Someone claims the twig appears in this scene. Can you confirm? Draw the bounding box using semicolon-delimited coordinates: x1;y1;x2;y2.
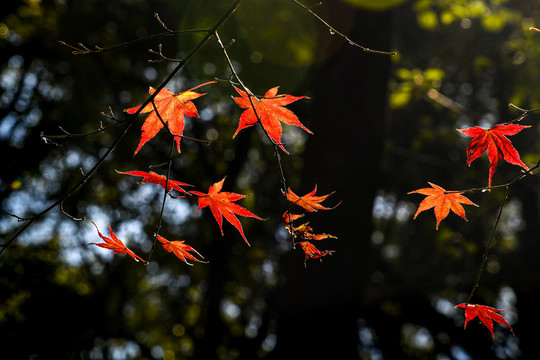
465;159;540;303
293;0;397;56
214;30;298;246
147;100;176;262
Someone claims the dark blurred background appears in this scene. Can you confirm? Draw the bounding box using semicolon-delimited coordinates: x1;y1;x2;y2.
2;0;540;359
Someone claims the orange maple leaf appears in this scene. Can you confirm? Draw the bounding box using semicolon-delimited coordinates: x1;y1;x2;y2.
297;241;334;267
116;170;192;193
156;235;207;265
232;86;311;153
458;124;530;187
408;182;478;230
124;81;216;154
190;177;263;246
286;185;339;212
455;303;514;338
89;222;146;263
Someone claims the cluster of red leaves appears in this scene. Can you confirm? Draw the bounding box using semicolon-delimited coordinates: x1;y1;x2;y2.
455;303;514;338
284;186;339;266
409;123;527;338
91;82;332;268
410;123;529;230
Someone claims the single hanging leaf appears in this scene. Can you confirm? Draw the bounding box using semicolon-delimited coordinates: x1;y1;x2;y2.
408;182;478;229
124;81;216;154
297;241;334;267
156;235;207;265
458;124;530;187
116;170;192;193
190;177;263;246
232;86;311;153
89;222;146;263
455;303;514;338
286;185;339;212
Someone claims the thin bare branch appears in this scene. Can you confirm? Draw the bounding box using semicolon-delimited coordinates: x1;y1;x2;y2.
293;0;397;56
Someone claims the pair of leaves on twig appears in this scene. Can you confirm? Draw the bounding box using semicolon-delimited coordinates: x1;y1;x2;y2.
125;82;311;155
118;171;262;246
89;222;206;265
410;123;529;229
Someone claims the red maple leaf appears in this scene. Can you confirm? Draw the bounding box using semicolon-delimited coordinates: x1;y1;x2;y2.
455;303;514;338
232;86;311;153
297;241;334;266
286;185;339;212
190;177;263;246
116;170;192;193
458;124;530;187
408;182;478;229
89;222;146;263
156;235;207;265
124;81;216;154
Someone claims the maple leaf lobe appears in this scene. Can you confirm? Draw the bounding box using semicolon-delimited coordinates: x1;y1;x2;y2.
116;170;192;193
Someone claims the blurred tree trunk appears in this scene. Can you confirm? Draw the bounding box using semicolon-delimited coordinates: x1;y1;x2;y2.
269;4;393;358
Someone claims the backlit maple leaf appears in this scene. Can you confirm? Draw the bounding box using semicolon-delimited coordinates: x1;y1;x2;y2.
458;124;530;187
190;177;263;246
286;185;339;212
232;86;311;153
297;241;334;267
89;222;146;263
408;182;478;229
156;235;207;265
124;81;216;154
116;170;192;193
455;303;514;338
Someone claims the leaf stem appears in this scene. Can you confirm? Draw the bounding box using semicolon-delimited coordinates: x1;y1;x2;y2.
465;159;540;303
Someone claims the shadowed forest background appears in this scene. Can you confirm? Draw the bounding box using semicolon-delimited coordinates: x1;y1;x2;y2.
3;0;540;359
